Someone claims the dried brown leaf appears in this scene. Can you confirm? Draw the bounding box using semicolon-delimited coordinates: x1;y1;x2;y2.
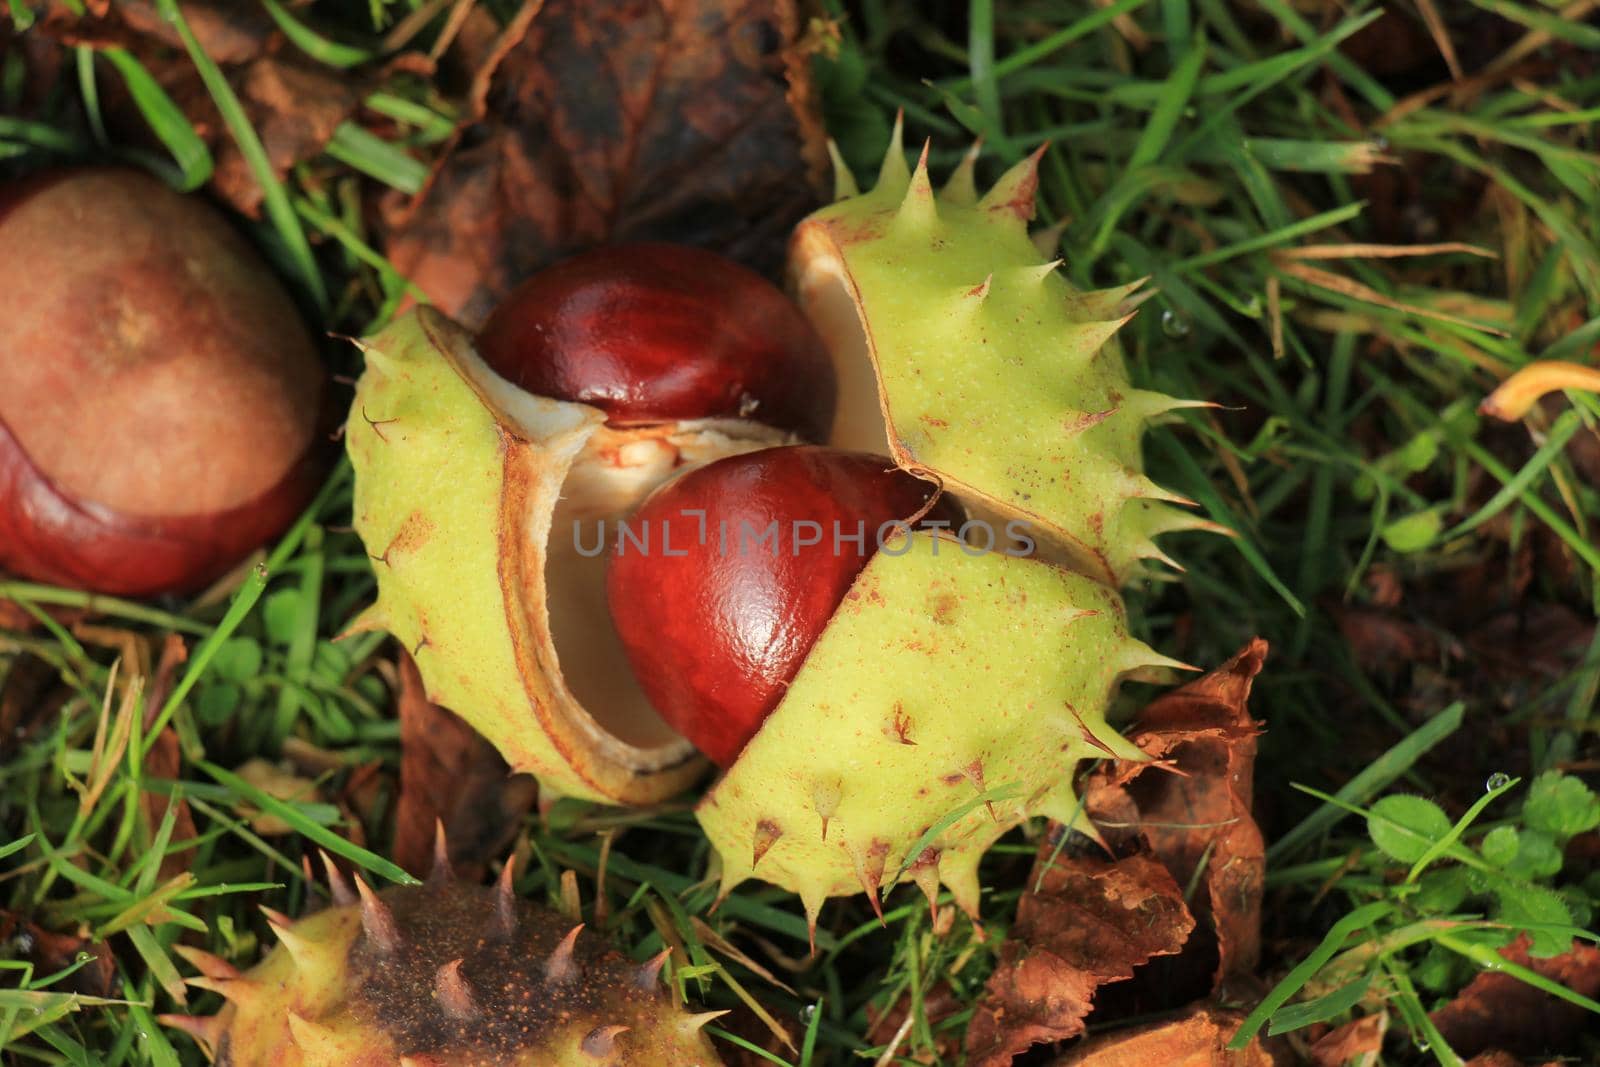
965;849;1195;1067
1086;639;1269;988
1048;1006;1278;1066
866;982;962;1065
0;654;69;758
1430;935;1600;1059
209;55;366;216
0;910;116;998
384;0;829;327
30;3;367;218
141;633;197;882
392;650;535;881
1309;1011;1387;1066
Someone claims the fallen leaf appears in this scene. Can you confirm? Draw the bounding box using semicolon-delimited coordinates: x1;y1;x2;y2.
1333;607;1446;677
140;633;198;882
1085;639;1269;988
964;848;1196;1067
0;910;116;998
1430;934;1600;1059
1461;1053;1537;1067
384;0;829;327
233;757;323;835
1466;603;1595;688
38;0;275;64
207;54;368;217
29;3;367;218
0;654;69;759
866;981;962;1064
392;650;536;880
1309;1011;1387;1066
1048;1005;1278;1066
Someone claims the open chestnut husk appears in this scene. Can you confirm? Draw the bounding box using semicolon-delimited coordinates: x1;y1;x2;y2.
345;236;834;807
0;167;327;597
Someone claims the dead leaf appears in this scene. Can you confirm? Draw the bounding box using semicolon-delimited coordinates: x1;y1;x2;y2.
1333;607;1445;677
1086;639;1269;989
964;848;1196;1067
1048;1005;1278;1066
392;650;536;880
29;3;368;219
866;981;962;1064
0;654;69;759
0;910;116;998
1462;1053;1540;1067
1430;935;1600;1059
208;55;367;217
233;757;323;834
38;0;275;64
1309;1011;1387;1066
140;633;198;882
384;0;829;327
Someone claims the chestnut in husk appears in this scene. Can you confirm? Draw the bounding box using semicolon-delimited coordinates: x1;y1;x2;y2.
606;445;958;767
476;242;836;440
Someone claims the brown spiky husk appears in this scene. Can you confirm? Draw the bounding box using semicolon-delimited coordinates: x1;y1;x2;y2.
162;856;724;1066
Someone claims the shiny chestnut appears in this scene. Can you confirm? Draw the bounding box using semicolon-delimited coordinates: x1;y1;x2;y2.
476;243;837;440
606;445;959;767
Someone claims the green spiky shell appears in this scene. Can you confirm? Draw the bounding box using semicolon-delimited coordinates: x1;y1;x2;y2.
163;870;724;1066
344;308;785;806
789;127;1215;586
697;531;1180;935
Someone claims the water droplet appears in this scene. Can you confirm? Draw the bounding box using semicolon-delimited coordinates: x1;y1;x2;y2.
75;951;93;963
1486;772;1511;792
1160;309;1191;339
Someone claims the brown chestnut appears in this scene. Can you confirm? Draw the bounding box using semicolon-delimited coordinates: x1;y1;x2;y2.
606;445;959;767
475;243;837;440
0;168;326;597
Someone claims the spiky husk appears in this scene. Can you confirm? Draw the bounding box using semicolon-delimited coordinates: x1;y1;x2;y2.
344;307;786;805
789;124;1217;586
162;863;724;1066
697;530;1182;938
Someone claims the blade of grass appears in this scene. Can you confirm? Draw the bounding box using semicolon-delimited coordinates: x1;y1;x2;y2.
1229;901;1393;1049
262;0;379;68
153;0;328;311
195;760;419;886
103;49;213;189
140;565;270;759
1269;702;1465;862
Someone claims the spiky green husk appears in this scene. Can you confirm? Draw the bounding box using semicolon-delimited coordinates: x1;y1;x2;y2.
344;308;782;806
697;531;1181;937
162;864;724;1066
790;125;1217;586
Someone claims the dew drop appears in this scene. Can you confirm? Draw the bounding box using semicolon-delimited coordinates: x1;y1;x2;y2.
75;951;93;963
1485;772;1511;792
1160;309;1191;339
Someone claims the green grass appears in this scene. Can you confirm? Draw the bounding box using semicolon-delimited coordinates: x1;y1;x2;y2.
3;1;1598;1063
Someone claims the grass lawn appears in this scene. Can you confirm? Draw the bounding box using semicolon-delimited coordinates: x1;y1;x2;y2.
2;1;1597;1063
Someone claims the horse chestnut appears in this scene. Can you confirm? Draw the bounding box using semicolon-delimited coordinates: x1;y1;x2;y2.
0;168;326;597
607;445;959;767
476;243;837;441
